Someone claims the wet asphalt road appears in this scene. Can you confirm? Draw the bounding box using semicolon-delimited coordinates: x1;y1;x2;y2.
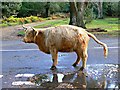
1;35;120;89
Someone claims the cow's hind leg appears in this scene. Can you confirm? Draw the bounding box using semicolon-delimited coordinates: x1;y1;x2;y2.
72;51;81;67
50;48;58;70
80;48;88;71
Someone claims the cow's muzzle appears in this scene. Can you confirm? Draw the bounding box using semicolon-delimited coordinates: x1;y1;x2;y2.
22;38;34;43
22;38;26;43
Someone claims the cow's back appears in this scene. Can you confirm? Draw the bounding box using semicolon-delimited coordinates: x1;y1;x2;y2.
44;25;89;52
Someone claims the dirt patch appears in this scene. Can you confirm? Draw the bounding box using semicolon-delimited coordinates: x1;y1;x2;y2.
0;20;56;41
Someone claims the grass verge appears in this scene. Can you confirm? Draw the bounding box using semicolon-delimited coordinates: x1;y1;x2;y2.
0;23;19;27
34;18;119;31
86;18;119;31
18;18;119;36
34;18;69;28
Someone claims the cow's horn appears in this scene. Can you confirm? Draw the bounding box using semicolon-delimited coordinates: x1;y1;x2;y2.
31;27;36;31
22;25;27;30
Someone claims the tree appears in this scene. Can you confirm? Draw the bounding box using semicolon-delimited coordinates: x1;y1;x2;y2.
96;0;103;19
103;2;118;17
69;2;77;25
2;2;22;18
47;2;69;15
17;2;69;17
17;2;43;17
45;2;50;18
69;0;87;28
76;2;86;28
0;3;2;18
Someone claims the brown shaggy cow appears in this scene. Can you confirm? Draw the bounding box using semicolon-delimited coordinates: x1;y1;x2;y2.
23;25;108;70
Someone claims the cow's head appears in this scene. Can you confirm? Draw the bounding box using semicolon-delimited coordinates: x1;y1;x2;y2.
22;25;37;43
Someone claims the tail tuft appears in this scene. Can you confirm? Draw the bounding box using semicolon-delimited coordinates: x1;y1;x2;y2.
103;44;108;58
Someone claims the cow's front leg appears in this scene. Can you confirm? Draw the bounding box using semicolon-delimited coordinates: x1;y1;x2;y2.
50;48;58;70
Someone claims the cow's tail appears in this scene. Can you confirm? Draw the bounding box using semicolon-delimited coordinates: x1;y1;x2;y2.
87;32;108;58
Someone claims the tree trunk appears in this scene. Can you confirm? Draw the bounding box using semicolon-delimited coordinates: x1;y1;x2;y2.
69;2;77;25
45;2;50;18
97;0;103;19
76;2;86;28
69;1;86;29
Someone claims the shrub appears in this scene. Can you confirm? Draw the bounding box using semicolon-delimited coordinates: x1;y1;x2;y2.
1;15;49;27
19;18;25;24
6;16;17;23
26;17;32;23
39;17;46;21
1;20;7;23
30;16;39;22
24;18;32;24
47;17;52;20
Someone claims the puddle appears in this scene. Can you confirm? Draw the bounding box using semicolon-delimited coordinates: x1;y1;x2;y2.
26;71;87;89
12;81;35;86
3;64;119;89
23;64;119;89
28;73;65;86
86;64;119;81
0;75;3;78
15;74;35;78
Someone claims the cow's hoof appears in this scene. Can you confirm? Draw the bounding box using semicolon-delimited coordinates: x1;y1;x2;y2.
80;67;84;71
50;66;57;70
72;63;77;67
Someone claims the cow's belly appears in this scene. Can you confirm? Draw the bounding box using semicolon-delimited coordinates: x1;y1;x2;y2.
38;45;50;54
59;48;74;52
58;41;77;52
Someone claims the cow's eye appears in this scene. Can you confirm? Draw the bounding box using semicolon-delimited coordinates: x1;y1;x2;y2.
27;32;31;35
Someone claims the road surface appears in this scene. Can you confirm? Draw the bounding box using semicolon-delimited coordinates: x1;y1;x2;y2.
1;34;119;89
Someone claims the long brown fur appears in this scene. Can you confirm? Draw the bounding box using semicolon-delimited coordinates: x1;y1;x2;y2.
23;25;108;70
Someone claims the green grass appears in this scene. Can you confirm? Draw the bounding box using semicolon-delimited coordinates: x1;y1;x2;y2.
0;22;19;27
34;18;119;31
18;19;69;36
1;17;119;31
18;18;119;36
18;31;25;36
34;18;69;28
86;18;119;31
0;23;8;27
